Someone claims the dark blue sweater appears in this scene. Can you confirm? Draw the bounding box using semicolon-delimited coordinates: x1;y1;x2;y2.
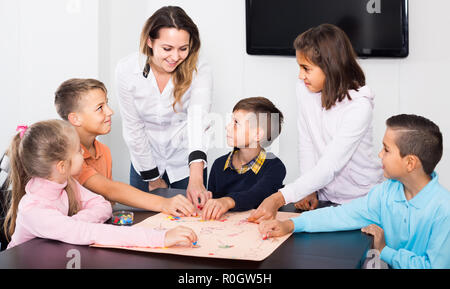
207;152;286;211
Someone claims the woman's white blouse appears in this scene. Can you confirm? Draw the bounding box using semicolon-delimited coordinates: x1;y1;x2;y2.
280;80;384;204
115;52;213;183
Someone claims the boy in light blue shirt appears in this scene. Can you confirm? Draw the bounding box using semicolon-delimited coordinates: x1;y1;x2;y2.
259;114;449;269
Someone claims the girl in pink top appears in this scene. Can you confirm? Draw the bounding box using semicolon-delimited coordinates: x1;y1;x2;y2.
4;119;197;249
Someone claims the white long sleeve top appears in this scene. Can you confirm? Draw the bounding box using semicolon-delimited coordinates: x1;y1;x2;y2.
280;80;384;205
115;52;213;183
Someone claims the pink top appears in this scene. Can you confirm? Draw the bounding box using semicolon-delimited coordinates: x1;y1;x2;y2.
7;177;166;249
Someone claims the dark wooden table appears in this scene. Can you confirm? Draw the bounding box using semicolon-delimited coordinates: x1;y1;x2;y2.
0;188;372;269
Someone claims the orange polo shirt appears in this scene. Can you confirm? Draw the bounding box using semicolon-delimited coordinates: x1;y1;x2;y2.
76;139;112;185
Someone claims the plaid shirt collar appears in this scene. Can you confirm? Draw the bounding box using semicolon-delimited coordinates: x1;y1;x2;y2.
223;148;266;175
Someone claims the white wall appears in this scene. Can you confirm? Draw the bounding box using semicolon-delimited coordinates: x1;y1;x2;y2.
0;0;99;150
1;0;449;189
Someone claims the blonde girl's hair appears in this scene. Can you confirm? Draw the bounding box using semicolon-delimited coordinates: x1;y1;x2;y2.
139;6;200;112
3;119;81;240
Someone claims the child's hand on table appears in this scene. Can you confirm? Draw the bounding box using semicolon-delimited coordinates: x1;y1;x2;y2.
164;226;198;247
160;194;196;217
294;192;319;211
248;191;286;223
201;197;235;220
361;224;386;252
258;219;295;239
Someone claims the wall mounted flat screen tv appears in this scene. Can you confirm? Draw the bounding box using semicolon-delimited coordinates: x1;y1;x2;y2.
246;0;408;58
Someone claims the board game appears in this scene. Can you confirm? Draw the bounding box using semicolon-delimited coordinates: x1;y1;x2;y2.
92;210;299;261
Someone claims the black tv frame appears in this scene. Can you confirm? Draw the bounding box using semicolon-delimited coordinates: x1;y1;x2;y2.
245;0;409;58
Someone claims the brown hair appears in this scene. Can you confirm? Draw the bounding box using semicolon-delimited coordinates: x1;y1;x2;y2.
233;97;284;146
386;114;443;175
294;23;365;110
139;6;200;111
3;120;81;240
54;78;107;120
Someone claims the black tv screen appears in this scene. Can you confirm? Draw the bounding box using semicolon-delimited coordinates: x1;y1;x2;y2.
246;0;408;58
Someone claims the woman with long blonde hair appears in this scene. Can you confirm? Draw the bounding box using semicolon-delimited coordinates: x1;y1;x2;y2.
116;6;213;210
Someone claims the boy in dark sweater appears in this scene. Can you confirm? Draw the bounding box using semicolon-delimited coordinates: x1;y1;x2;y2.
201;97;286;220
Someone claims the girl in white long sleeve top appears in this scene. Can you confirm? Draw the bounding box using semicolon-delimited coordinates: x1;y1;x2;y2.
249;24;383;222
282;79;383;205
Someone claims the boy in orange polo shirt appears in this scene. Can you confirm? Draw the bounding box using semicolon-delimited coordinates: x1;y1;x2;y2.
77;138;112;185
54;78;195;216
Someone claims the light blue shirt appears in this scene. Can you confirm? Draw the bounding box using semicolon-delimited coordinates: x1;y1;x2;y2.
291;172;450;269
